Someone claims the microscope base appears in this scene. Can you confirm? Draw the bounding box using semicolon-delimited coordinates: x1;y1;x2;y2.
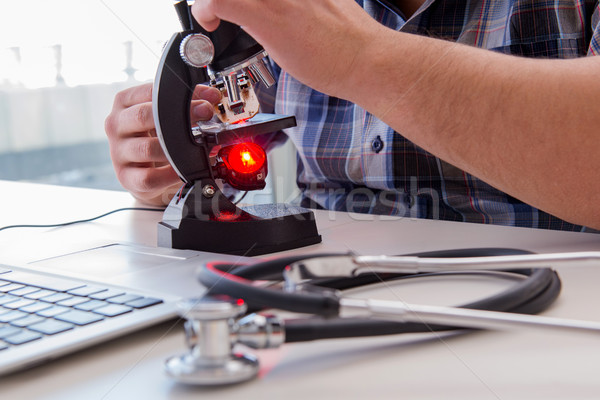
158;204;322;256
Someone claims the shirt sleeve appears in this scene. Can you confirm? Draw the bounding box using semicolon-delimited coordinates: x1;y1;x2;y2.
587;2;600;55
251;59;289;152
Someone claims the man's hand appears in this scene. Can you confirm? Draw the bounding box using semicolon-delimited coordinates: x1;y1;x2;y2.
105;83;221;206
191;0;385;100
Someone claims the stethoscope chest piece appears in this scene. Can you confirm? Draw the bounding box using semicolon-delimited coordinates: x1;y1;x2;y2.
164;296;259;386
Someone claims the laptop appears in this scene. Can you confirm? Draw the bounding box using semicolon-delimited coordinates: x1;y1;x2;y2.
0;240;249;376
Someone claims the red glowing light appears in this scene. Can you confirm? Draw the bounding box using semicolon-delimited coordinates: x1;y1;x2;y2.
232;117;251;125
214;210;240;221
225;142;266;174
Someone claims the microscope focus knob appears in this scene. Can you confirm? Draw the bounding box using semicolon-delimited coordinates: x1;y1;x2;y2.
180;33;214;68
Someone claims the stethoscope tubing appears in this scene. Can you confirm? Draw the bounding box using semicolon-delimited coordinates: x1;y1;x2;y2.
197;249;562;342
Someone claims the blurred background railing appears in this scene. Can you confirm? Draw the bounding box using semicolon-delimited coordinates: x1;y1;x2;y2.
0;42;142;190
0;1;298;202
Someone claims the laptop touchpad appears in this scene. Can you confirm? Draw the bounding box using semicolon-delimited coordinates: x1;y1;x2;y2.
30;243;197;279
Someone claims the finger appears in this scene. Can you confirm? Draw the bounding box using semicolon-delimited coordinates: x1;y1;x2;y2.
191;0;222;31
191;100;216;122
134;181;183;206
118;164;181;195
113;83;217;113
115;102;156;137
191;86;221;121
113;83;153;110
113;136;169;165
113;86;220;137
192;85;221;104
191;0;263;31
111;99;215;142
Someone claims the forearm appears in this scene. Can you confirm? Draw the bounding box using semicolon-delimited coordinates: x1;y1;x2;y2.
346;27;600;228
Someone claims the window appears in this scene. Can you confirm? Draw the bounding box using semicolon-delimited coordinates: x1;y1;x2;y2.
0;1;178;190
0;1;298;204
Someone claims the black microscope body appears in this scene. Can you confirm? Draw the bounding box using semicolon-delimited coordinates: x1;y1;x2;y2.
152;1;321;256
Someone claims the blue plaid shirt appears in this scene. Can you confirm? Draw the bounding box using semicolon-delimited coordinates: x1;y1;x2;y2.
258;0;600;231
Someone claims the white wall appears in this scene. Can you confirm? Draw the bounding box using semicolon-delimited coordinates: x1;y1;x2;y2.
0;82;131;153
0;81;299;202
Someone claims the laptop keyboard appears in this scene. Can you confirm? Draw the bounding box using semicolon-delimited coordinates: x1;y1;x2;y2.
0;266;163;351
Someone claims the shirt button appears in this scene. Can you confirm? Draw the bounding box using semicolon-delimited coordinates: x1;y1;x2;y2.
371;136;384;153
404;193;415;209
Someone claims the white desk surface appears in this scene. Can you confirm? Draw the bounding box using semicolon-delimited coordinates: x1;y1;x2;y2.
1;180;600;400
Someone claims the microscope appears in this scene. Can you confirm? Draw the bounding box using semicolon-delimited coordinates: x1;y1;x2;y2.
152;1;321;256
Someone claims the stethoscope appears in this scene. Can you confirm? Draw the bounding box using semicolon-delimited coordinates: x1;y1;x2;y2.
164;248;600;386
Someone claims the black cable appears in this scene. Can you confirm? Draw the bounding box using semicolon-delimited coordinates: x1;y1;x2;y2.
233;191;248;205
0;207;164;232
